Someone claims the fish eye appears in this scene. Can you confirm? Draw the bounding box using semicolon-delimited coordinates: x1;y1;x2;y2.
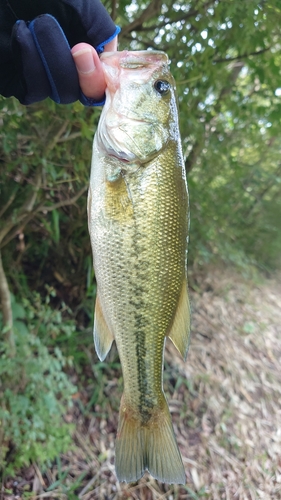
154;80;170;95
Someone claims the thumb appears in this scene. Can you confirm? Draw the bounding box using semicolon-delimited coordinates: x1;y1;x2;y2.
71;43;106;100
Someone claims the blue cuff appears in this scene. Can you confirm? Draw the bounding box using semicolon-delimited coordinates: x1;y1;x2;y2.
79;93;106;107
96;26;121;54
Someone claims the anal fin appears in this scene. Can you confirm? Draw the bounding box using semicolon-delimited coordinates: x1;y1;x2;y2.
168;278;190;361
94;293;114;361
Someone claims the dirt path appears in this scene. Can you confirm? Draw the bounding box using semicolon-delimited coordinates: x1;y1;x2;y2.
167;267;281;499
2;267;281;499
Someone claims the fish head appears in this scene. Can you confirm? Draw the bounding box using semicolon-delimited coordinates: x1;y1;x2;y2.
97;51;179;165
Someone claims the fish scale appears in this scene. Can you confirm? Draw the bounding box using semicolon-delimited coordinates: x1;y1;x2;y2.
88;50;190;484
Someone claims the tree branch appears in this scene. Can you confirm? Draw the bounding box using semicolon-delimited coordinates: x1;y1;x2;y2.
213;47;271;64
0;204;45;249
45;121;70;155
185;62;245;174
38;185;88;213
120;0;162;37
111;0;118;21
0;185;88;250
215;61;244;104
0;168;42;245
244;165;281;220
0;187;19;219
0;251;15;357
120;0;214;37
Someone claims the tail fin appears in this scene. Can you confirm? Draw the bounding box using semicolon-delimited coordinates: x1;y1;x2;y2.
115;397;185;484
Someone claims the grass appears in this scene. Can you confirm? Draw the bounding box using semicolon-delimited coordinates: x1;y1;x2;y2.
1;266;281;499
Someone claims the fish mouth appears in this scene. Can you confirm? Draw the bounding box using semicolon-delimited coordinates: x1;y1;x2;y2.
101;50;169;69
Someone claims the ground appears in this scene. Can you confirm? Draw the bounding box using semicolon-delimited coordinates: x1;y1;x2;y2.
2;266;281;499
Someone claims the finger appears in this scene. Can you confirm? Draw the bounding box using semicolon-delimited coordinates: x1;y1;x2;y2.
103;36;118;52
71;43;105;100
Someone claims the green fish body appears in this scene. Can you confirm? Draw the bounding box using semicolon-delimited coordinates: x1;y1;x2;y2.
88;51;190;484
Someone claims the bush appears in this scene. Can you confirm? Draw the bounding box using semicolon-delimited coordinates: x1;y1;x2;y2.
0;293;77;475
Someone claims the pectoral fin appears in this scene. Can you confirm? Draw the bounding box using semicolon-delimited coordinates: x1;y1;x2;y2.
105;175;133;221
94;293;114;361
168;278;190;361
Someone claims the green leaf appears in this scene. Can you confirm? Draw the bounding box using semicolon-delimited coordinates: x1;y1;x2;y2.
51;209;60;244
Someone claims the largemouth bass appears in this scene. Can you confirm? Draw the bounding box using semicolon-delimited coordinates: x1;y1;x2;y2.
88;50;190;484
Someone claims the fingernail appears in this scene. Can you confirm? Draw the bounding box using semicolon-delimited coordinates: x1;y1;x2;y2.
72;49;95;75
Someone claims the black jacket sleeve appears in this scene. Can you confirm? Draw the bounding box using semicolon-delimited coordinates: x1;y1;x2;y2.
0;0;120;105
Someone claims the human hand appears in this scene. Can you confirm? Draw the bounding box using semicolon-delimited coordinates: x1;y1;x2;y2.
71;37;118;101
0;0;120;105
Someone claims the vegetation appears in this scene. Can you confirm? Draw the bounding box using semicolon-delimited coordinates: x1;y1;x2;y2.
0;293;77;474
0;0;281;496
